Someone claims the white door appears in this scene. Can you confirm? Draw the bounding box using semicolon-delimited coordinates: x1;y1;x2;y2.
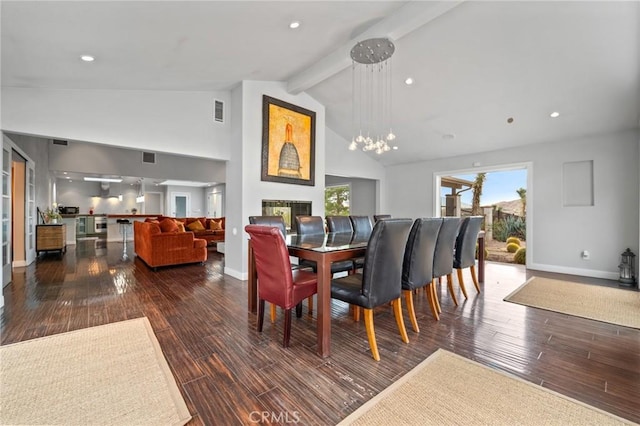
25;162;36;265
171;192;190;217
2;144;12;287
207;191;223;217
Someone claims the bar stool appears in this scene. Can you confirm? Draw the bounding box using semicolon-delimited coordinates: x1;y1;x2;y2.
116;219;131;260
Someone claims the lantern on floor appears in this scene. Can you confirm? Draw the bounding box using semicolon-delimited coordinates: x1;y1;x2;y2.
618;248;636;287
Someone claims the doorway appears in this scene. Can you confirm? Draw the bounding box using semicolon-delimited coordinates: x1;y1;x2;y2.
435;162;532;266
207;189;223;218
170;192;190;217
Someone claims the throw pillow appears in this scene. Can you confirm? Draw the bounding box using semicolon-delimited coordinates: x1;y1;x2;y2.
209;219;222;231
159;218;179;233
186;220;205;231
174;221;186;232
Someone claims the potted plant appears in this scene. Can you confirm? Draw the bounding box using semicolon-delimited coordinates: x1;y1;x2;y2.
45;207;62;224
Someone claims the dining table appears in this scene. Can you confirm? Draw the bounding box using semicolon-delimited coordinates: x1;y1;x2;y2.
247;229;486;358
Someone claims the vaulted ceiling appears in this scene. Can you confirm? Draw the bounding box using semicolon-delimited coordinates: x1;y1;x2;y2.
2;1;639;167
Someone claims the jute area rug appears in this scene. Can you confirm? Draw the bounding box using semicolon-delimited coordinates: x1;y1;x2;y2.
339;349;635;425
504;277;640;329
0;317;191;426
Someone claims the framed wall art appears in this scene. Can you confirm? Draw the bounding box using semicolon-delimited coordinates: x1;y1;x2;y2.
261;95;316;186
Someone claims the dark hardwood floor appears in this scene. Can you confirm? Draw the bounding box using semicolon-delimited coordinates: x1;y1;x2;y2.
2;241;639;425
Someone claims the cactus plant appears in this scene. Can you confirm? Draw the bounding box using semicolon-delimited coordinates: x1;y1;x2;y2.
514;247;526;264
506;237;521;246
506;242;520;253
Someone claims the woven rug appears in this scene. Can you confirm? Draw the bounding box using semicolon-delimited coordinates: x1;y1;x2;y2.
338;349;635;425
0;317;191;425
504;277;640;329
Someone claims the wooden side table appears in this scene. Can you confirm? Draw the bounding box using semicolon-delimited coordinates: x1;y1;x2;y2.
36;224;67;256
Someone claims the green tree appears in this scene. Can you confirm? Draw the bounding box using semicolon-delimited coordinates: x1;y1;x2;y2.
471;173;486;215
516;187;526;217
325;185;350;216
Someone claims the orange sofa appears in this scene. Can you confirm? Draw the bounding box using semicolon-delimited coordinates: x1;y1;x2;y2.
160;216;225;245
134;221;207;270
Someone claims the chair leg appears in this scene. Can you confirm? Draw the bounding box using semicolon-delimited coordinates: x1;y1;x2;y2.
307;296;313;314
363;308;380;361
295;302;303;318
283;308;292;348
456;268;469;299
470;265;481;293
258;299;265;332
446;275;459;306
426;282;440;321
353;306;361;322
403;289;419;332
433;281;442;313
392;298;409;344
270;304;277;323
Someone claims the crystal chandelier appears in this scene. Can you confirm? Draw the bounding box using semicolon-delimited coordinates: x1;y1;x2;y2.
349;38;396;155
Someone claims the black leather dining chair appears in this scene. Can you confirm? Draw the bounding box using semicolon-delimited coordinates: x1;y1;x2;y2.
294;216;354;275
454;216;484;295
325;216;353;233
331;218;413;361
402;218;442;328
373;214;391;222
349;215;373;236
432;217;462;306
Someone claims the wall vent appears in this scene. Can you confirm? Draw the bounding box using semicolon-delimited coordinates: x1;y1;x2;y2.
52;139;68;146
214;99;224;123
142;151;156;164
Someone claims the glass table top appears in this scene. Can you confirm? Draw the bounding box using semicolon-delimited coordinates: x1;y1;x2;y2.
286;232;369;252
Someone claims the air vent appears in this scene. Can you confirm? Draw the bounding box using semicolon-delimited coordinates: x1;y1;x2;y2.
142;151;156;164
214;99;224;123
52;139;68;146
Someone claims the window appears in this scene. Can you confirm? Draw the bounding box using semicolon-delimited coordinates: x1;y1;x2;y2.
325;185;350;216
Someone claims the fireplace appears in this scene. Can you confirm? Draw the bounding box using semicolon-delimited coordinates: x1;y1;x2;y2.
262;200;312;234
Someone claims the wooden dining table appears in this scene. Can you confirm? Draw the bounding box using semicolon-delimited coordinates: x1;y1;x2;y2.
247;229;486;358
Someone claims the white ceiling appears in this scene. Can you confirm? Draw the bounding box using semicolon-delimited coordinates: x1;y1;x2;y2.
2;1;639;167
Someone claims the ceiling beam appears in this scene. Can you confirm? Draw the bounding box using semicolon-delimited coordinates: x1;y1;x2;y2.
287;1;464;94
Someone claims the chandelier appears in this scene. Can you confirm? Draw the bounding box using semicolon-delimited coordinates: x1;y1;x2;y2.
349;38;396;154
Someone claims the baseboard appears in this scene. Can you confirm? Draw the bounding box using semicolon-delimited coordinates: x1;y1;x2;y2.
224;266;247;281
528;262;618;280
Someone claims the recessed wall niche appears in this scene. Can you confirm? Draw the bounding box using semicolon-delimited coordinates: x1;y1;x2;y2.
562;160;594;207
261;200;312;233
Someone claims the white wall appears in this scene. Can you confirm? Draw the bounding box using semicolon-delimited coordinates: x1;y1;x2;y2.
2;87;231;160
386;129;639;279
325;127;387;212
224;81;326;279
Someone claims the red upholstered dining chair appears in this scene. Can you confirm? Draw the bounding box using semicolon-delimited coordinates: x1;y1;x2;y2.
245;225;318;348
248;215;314;321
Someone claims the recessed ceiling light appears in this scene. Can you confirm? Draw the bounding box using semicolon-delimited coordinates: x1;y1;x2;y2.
80;55;95;62
550;111;560;118
404;77;414;85
65;176;70;179
392;146;398;150
289;21;300;29
507;117;514;124
63;172;67;175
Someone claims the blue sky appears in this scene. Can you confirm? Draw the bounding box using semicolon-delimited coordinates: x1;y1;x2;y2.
442;169;527;206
